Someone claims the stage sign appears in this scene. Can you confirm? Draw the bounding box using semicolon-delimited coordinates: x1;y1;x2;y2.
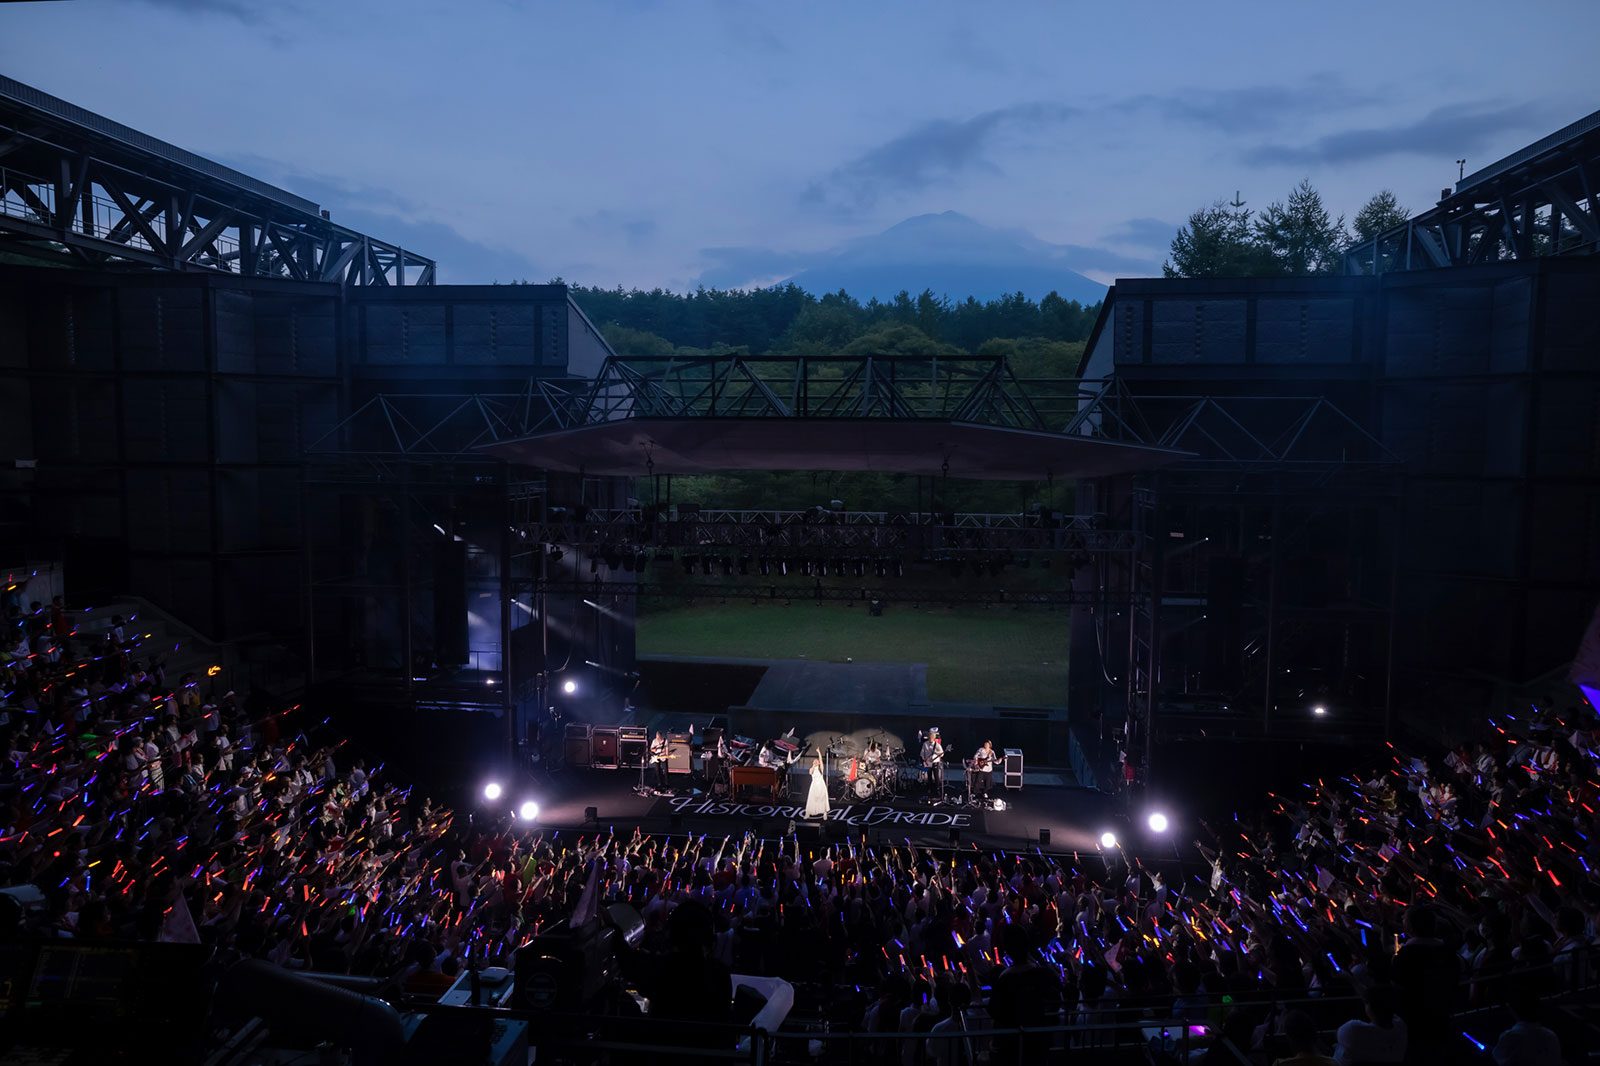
655;794;980;831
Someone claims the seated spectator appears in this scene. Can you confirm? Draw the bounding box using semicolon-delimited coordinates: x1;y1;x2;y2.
1492;989;1564;1066
1273;1009;1335;1066
1333;985;1406;1064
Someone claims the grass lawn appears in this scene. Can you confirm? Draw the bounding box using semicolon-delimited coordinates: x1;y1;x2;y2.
636;602;1068;707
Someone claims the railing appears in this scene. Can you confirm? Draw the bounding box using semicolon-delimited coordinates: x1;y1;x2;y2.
1;164;243;269
373;953;1600;1066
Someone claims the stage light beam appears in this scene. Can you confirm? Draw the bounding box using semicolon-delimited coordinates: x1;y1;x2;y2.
483;782;503;802
1312;704;1327;716
562;679;578;695
519;800;539;821
1099;830;1118;849
1147;811;1170;833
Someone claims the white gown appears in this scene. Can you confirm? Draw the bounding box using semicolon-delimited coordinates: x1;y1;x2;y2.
805;764;830;818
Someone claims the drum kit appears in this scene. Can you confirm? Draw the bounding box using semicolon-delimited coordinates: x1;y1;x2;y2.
825;732;910;802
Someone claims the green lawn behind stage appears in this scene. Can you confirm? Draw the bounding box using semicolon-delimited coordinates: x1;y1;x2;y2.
636;602;1068;707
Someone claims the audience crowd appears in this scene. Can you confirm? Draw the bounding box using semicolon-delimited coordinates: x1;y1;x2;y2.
3;590;1597;1063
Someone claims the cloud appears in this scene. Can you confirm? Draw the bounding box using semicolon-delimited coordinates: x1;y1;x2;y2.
1243;101;1545;167
577;210;658;249
221;156;544;284
802;102;1078;214
1101;217;1179;250
1121;75;1373;134
696;245;807;290
1054;243;1163;277
127;0;277;25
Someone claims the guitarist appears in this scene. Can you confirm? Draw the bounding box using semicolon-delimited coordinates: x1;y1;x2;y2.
920;727;945;802
650;730;670;791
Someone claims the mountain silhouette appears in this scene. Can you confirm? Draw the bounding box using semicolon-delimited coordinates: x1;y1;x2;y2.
785;211;1107;304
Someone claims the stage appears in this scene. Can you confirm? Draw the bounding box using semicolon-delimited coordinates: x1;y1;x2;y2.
522;759;1129;856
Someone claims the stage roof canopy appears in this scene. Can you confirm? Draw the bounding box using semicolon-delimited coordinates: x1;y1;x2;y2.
479;417;1188;480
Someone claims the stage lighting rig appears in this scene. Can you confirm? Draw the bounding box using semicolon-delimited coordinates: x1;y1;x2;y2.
519;801;540;822
562;679;578;695
484;782;503;802
1099;830;1118;849
1147;812;1170;833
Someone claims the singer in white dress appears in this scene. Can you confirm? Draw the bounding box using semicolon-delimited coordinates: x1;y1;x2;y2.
804;751;831;819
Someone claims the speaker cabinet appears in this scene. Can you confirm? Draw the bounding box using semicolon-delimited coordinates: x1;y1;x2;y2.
667;732;692;774
1003;748;1023;790
618;726;647;769
591;727;619;769
563;723;592;767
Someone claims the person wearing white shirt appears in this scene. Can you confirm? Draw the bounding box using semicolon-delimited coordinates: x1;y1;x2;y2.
926;983;974;1066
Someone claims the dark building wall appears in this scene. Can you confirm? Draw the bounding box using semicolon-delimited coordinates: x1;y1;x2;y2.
1;271;619;670
0;269;340;637
1376;261;1600;685
1082;259;1600;705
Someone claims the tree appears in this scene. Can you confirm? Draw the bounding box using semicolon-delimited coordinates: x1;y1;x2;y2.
1163;199;1268;277
840;323;962;358
1254;179;1348;275
1352;190;1409;242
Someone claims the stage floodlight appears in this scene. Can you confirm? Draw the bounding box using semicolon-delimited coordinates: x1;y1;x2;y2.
483;782;503;802
1312;704;1327;716
519;800;539;822
1147;812;1170;833
1099;830;1118;849
562;679;578;695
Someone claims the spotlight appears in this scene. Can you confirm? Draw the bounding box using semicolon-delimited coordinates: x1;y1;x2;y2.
1099;830;1118;849
483;782;503;802
562;679;578;695
518;800;539;822
1312;704;1327;716
1147;812;1170;833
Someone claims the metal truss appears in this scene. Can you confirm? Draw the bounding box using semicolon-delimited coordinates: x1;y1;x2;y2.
1065;380;1402;471
0;75;433;285
539;579;1108;607
306;383;585;458
546;354;1053;429
529;508;1137;554
1344;107;1600;274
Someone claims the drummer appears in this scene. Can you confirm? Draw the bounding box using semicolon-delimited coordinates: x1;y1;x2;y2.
863;739;883;765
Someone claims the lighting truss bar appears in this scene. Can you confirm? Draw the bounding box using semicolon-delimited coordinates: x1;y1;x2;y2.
546;354;1053;430
528;509;1137;553
538;580;1112;607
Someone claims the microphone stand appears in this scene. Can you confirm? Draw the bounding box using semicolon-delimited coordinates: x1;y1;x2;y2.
634;741;652;798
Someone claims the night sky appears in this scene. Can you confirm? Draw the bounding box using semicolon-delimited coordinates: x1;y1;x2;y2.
3;0;1592;288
